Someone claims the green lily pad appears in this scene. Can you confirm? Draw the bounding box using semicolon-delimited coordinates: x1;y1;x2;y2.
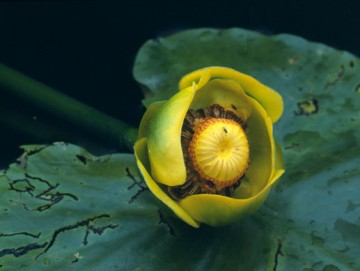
1;28;360;270
0;143;282;270
1;141;359;270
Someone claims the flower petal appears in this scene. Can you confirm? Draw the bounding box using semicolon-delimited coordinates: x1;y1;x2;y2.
138;101;165;139
134;138;200;228
269;141;285;186
242;96;275;196
190;79;252;121
179;169;284;226
147;85;196;186
179;66;284;123
274;140;285;172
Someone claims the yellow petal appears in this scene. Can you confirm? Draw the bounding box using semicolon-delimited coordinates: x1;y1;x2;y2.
274;140;285;172
242;96;274;196
179;169;284;226
269;141;285;186
147;85;195;186
179;66;284;123
138;101;165;139
194;69;211;89
134;138;200;228
190;79;252;121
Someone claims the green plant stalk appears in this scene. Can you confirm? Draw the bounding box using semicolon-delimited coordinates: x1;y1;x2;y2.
0;106;109;152
0;63;138;151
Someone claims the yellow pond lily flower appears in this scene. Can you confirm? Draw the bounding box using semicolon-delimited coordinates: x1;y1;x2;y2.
134;66;285;228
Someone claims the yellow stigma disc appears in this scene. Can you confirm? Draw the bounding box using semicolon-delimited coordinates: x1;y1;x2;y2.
189;118;249;188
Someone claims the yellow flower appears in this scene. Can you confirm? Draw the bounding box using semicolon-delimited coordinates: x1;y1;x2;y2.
134;67;285;228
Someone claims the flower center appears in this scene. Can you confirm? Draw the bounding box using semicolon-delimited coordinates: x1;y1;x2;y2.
189;118;249;188
168;104;250;200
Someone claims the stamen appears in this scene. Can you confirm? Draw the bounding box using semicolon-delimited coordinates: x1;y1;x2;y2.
189;118;249;189
169;104;250;199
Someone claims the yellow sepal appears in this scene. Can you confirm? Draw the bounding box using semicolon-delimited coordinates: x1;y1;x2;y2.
180;66;284;123
134;138;200;228
147;85;196;186
179;169;284;226
190;79;253;121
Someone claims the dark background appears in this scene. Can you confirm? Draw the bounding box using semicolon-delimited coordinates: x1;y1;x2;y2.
1;0;359;166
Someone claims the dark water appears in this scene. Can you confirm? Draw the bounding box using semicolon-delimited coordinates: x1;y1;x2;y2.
0;0;359;166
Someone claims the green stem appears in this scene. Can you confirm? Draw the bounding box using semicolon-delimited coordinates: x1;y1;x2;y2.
0;63;138;151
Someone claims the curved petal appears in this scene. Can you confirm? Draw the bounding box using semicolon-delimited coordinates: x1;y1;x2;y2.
195;69;211;90
134;138;200;228
147;85;195;186
269;141;285;186
138;101;165;139
179;66;284;123
274;140;285;172
179;169;284;226
190;79;253;121
242;96;275;196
